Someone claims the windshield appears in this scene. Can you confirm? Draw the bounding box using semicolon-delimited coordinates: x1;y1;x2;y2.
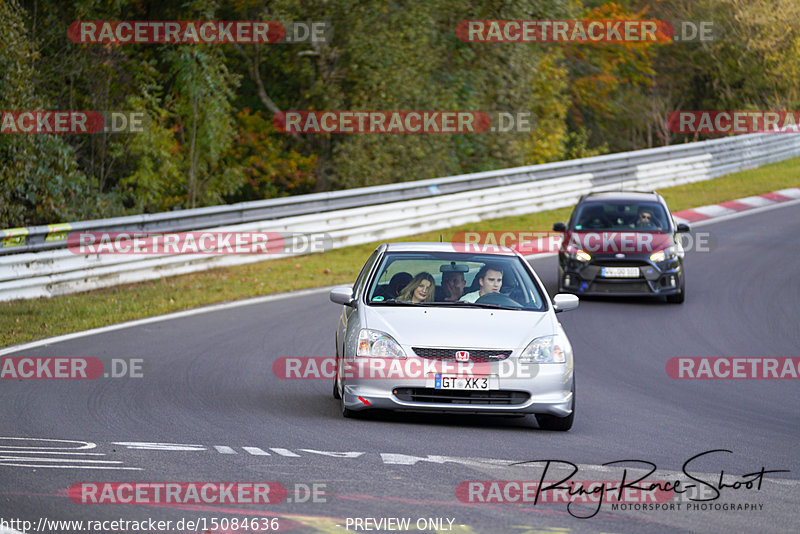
571;201;669;232
366;252;546;311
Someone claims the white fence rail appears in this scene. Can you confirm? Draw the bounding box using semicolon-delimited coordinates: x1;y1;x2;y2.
1;132;798;300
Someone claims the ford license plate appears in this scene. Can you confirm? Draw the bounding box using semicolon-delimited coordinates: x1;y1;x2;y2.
601;267;640;278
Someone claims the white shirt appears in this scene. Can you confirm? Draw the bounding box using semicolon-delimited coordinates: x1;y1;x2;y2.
459;291;481;303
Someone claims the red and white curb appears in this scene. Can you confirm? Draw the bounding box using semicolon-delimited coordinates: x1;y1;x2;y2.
672;187;800;224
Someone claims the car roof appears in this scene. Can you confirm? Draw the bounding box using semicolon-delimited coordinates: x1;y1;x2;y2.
580;190;661;202
383;242;517;255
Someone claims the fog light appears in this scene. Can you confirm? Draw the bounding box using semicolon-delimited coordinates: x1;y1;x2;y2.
564;275;572;286
670;276;676;287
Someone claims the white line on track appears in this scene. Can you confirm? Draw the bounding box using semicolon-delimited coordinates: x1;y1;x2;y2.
0;451;103;455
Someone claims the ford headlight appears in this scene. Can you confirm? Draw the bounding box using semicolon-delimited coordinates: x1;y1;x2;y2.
566;246;592;262
356;329;406;359
650;246;677;263
519;334;570;364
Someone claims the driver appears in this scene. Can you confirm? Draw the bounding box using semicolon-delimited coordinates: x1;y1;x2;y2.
635;208;657;228
459;264;503;303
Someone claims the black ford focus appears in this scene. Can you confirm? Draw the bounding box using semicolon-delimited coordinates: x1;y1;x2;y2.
553;191;690;303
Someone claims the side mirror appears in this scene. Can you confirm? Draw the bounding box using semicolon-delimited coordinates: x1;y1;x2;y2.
553;222;566;232
553;293;579;313
676;223;690;233
330;285;355;306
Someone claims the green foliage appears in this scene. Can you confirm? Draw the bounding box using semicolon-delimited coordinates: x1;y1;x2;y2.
223;108;317;201
0;0;99;227
160;45;242;209
226;0;581;189
118;93;185;212
613;0;800;147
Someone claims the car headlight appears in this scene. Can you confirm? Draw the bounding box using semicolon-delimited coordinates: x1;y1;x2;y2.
650;246;677;263
566;247;591;262
519;334;570;364
356;329;406;359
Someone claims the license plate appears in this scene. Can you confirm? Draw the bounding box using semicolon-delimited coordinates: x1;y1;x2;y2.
434;374;493;390
601;267;640;278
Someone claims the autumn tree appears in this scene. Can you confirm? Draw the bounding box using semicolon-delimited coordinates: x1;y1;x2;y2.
0;0;98;227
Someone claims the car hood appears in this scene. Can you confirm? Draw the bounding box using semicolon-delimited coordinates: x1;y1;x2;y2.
563;230;673;256
364;305;554;350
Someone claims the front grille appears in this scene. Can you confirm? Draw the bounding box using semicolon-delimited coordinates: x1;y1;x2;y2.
411;348;512;362
592;260;649;267
394;388;529;405
590;281;651;294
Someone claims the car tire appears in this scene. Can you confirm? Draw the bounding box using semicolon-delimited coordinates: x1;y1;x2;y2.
535;378;575;431
666;276;685;304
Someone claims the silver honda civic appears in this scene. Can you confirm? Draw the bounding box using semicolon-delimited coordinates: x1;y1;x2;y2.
329;242;579;430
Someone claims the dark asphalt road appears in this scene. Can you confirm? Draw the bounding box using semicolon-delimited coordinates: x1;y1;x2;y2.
1;202;798;534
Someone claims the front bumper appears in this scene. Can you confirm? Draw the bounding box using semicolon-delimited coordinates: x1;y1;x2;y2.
340;361;573;416
559;256;683;297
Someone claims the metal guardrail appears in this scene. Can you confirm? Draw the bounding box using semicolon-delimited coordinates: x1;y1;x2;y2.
1;132;799;300
3;131;797;255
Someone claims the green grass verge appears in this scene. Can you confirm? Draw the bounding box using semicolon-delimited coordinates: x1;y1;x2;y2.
3;156;799;347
